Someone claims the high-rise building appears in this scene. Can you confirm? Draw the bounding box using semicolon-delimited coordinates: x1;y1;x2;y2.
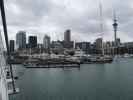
95;38;103;54
16;31;26;49
64;29;73;48
9;40;15;53
28;36;37;48
116;38;121;46
51;41;63;49
43;35;51;49
64;29;71;43
95;38;102;49
51;41;64;54
75;42;91;54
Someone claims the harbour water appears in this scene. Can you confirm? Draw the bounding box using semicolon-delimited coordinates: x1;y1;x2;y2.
10;58;133;100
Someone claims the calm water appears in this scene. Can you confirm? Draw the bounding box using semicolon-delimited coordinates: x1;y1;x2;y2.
10;58;133;100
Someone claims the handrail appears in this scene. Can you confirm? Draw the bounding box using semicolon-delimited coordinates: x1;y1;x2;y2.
0;0;16;93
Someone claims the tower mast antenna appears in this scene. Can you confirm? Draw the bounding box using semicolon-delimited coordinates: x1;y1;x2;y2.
113;10;118;47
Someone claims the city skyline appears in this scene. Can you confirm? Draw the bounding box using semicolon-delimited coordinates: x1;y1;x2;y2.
1;0;133;42
11;29;119;44
1;1;133;100
6;26;128;45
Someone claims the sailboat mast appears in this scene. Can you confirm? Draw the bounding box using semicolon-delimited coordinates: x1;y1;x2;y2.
99;2;104;55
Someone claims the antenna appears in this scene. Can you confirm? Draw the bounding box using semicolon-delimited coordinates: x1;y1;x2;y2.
113;10;116;22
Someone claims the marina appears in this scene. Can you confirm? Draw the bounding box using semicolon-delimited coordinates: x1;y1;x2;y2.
9;58;133;100
1;0;133;99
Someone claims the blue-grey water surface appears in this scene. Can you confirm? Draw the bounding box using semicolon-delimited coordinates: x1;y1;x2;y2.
10;58;133;100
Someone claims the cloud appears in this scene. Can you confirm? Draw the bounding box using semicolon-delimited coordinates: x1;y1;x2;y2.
0;0;133;43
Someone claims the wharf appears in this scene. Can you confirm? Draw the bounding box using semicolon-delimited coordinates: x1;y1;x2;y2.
25;64;80;68
23;59;81;68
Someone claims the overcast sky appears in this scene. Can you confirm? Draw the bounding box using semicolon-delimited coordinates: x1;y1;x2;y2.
1;0;133;43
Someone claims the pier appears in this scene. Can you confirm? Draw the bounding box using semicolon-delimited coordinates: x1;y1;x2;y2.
25;64;80;68
23;57;81;68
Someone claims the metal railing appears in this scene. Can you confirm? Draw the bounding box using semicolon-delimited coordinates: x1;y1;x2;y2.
0;32;9;100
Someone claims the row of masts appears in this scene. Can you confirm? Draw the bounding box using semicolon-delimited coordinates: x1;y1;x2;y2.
99;2;118;56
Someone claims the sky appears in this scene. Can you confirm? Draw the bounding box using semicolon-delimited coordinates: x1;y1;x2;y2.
1;0;133;43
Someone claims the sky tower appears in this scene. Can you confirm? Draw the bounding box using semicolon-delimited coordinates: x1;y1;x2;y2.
113;12;118;46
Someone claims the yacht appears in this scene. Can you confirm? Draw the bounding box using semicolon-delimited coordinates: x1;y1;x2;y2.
123;53;133;58
88;55;113;63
